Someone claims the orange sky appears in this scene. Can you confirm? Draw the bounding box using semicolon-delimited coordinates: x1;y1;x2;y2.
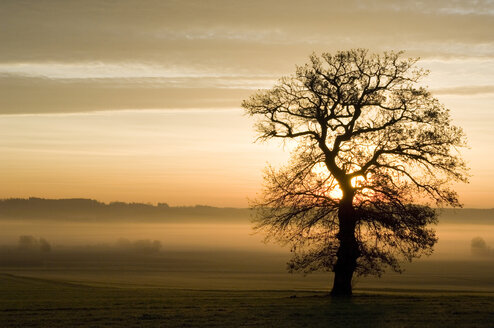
0;1;493;207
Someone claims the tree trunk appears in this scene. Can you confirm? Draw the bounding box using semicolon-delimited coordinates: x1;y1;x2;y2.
331;197;359;296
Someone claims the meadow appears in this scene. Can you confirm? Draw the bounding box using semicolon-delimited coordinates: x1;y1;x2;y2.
1;273;493;328
0;205;493;326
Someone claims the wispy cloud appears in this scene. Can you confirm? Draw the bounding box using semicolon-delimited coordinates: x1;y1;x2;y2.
0;0;492;114
0;62;277;80
432;85;494;96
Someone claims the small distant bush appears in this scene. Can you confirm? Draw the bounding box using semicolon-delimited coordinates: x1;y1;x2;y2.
471;237;492;257
17;235;51;253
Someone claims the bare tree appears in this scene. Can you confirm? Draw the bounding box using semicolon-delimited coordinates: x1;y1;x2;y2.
242;49;468;296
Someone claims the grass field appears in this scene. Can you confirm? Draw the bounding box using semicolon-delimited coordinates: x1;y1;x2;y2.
1;217;493;327
1;273;493;328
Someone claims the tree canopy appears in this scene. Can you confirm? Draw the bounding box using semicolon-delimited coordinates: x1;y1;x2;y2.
242;49;468;295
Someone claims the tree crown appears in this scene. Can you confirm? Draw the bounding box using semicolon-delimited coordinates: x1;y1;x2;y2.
242;49;469;276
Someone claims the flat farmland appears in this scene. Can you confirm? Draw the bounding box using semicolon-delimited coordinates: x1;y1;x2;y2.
1;273;493;328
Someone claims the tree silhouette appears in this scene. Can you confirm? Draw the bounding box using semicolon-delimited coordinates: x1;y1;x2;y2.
242;49;468;296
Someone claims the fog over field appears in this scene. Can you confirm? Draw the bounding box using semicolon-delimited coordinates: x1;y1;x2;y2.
1;199;493;292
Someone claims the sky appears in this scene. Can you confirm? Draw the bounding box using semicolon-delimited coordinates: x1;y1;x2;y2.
0;0;493;207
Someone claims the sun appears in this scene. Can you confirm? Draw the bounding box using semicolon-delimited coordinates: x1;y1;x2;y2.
311;163;343;199
311;163;373;201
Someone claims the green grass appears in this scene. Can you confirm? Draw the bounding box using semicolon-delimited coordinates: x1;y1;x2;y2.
1;273;493;328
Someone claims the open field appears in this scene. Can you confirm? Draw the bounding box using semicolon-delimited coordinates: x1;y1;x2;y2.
1;215;493;292
1;208;493;326
1;273;493;328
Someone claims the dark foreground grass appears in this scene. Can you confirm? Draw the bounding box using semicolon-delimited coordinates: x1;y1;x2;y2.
0;273;493;328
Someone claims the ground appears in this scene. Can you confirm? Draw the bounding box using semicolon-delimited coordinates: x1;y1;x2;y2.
1;273;493;328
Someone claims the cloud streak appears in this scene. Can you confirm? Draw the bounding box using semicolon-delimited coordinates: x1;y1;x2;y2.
432;85;494;96
0;0;493;114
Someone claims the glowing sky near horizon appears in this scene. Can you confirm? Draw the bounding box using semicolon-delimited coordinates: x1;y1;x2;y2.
0;0;493;207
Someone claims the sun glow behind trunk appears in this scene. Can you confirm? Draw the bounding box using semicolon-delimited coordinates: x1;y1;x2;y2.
311;163;375;202
311;163;343;199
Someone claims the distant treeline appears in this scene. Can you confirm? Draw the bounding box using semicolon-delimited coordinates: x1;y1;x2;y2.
435;208;494;224
0;198;251;222
0;198;492;224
